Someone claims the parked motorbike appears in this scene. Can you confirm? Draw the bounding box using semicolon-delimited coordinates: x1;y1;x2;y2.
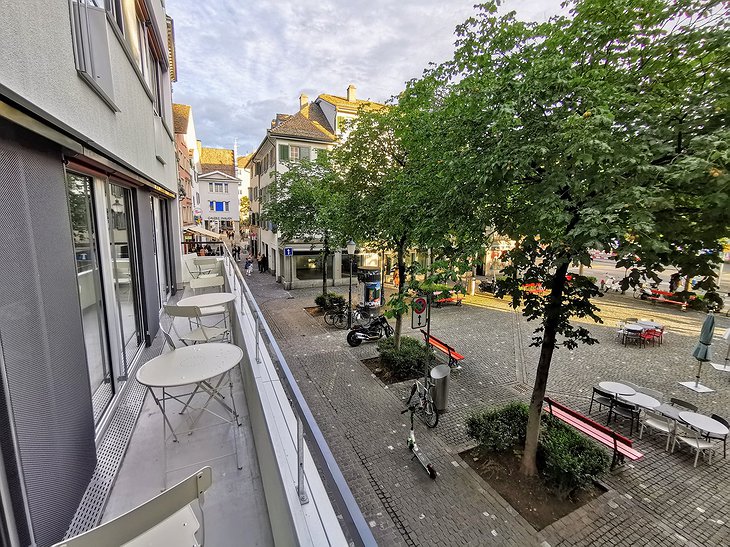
346;315;394;347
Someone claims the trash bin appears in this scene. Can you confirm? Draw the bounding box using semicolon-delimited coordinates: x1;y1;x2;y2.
430;364;450;412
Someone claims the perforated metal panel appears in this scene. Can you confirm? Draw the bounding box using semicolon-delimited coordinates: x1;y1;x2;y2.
0;120;97;546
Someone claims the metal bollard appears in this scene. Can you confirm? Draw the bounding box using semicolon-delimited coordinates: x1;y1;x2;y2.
296;416;309;504
255;312;261;363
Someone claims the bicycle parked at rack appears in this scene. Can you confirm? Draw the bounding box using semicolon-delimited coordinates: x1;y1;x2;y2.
324;304;372;329
405;372;438;428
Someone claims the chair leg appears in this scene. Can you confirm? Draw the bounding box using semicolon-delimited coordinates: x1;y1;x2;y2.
694;448;699;468
589;397;594;414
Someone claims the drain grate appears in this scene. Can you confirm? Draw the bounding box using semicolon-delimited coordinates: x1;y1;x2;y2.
64;338;163;537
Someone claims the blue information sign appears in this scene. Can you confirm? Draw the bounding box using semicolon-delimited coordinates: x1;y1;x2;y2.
284;247;293;256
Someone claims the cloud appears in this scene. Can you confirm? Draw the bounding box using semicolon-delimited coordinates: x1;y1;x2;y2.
166;0;564;153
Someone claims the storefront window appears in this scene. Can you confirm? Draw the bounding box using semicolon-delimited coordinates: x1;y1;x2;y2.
295;253;333;280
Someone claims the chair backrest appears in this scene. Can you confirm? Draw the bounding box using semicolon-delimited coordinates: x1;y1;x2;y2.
164;304;201;320
614;399;638;413
675;422;698;439
644;409;672;427
194;257;218;265
53;467;212;547
636;387;663;401
593;386;614;399
189;276;224;293
625;317;638;323
161;328;177;351
670;398;698;412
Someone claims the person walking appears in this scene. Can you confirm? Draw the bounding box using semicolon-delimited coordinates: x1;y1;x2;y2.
245;256;253;276
257;253;263;273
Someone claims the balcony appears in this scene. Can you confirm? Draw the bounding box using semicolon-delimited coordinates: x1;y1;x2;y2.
66;250;374;546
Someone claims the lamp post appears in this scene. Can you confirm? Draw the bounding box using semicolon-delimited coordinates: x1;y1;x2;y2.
347;239;356;328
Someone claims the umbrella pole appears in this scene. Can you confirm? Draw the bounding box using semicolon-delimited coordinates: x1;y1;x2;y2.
695;360;702;388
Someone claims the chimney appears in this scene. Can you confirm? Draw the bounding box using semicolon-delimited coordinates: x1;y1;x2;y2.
347;84;356;102
299;93;309;108
271;119;276;128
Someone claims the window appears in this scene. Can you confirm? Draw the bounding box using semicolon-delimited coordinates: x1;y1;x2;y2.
224;201;230;212
278;144;289;162
70;0;116;107
209;201;214;211
105;0;123;30
279;145;310;163
208;183;214;192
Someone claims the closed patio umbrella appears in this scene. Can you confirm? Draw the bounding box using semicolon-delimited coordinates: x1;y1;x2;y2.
681;314;715;392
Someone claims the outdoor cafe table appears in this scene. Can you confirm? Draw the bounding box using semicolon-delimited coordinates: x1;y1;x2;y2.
177;291;236;309
679;411;730;437
598;382;636;396
656;403;682;421
624;323;646;333
620;392;661;410
136;343;244;482
637;320;663;330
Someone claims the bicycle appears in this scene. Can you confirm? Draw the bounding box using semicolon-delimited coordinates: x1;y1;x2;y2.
405;374;438;428
328;304;372;329
323;305;346;326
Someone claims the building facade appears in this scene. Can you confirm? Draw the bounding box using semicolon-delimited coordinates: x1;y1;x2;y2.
0;1;180;544
172;103;201;227
199;147;239;233
249;85;383;289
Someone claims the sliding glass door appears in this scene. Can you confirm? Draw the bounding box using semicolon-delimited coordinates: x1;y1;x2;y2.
66;172;113;420
107;183;143;375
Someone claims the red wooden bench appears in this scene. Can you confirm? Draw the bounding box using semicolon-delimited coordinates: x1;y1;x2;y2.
543;397;643;470
646;295;687;311
421;330;464;369
434;292;464;308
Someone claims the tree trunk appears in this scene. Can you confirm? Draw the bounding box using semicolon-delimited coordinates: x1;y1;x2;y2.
393;238;406;351
520;260;570;476
321;234;329;298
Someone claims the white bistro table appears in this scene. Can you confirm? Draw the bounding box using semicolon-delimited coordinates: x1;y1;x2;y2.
620;392;661;410
136;343;244;481
679;411;730;437
636;320;663;330
598;382;636;396
178;292;235;328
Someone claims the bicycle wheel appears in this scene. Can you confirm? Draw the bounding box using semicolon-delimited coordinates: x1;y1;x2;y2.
333;312;348;329
324;310;336;325
423;395;439;428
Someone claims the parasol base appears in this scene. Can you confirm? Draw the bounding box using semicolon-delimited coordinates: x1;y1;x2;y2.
679;381;714;393
710;363;730;372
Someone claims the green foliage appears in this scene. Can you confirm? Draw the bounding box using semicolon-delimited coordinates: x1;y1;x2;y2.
539;416;611;500
377;337;431;381
314;293;345;310
703;291;724;312
467;403;610;499
465;402;529;452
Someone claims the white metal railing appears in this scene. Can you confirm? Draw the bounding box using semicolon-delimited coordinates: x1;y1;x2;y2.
219;245;376;547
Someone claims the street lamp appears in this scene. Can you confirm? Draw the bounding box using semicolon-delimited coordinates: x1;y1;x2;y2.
347;239;356;328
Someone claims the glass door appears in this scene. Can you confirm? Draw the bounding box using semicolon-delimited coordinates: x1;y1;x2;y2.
107;183;143;376
151;197;168;307
66;172;113;421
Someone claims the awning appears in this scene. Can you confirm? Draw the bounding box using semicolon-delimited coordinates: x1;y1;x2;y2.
183;226;223;240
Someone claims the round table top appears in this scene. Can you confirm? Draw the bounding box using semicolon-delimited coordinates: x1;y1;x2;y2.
178;292;236;308
636;320;663;329
624;323;646;332
598;382;637;396
620;392;661;409
679;411;729;436
136;343;243;388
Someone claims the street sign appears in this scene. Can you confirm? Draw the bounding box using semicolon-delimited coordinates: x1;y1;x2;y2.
411;296;428;329
284;247;293;256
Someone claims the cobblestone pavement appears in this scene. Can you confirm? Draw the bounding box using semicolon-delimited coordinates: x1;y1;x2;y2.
246;271;730;547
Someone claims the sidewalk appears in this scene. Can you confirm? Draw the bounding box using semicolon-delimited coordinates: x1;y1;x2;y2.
245;272;729;546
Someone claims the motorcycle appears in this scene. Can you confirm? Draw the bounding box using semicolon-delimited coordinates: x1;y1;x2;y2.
346;315;394;347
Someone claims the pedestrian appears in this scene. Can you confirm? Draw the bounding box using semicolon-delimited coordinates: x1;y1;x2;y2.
262;254;268;273
245;257;253;276
257;253;263;272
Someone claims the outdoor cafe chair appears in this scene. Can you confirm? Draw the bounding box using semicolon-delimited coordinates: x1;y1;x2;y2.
164;304;229;345
640;329;658;347
625;317;639;323
53;467;212;547
672;423;716;467
670;398;698;412
189;276;224;295
616;321;626;342
639;409;675;451
609;399;640;436
589;386;614;415
704;414;729;459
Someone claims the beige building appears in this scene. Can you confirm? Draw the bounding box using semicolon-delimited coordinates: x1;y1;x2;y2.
249;85;383;289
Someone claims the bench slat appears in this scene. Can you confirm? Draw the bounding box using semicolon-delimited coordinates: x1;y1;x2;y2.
546;406;643;460
420;330;465;361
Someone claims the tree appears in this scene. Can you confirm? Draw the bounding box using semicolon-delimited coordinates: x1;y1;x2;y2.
264;157;348;297
418;0;729;475
239;196;250;226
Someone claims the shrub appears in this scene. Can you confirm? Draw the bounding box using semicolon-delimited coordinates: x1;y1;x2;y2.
539;416;610;500
377;337;430;381
314;293;346;310
703;291;724;312
465;402;529;452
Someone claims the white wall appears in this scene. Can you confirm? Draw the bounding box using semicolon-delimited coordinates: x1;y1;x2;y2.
199;175;240;223
0;0;176;192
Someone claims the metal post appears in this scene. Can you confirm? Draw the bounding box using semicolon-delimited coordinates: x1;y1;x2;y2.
348;259;353;328
255;311;261;363
425;292;432;382
296;415;309;504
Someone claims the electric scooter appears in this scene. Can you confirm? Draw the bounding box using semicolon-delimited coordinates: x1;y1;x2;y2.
400;385;437;479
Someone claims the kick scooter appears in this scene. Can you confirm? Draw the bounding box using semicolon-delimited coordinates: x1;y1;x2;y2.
401;384;437;479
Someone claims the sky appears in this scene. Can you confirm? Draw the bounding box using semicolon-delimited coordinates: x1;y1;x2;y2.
166;0;566;155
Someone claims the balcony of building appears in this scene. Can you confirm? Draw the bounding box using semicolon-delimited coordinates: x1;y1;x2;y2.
62;244;375;546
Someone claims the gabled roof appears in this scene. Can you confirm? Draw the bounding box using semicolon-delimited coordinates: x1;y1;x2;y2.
172;104;191;134
317;94;385;113
198;170;240;181
269;102;336;142
200;147;235;177
237;153;254;169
